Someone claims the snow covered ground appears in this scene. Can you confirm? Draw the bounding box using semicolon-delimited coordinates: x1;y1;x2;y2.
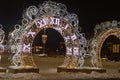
0;54;120;80
0;71;120;80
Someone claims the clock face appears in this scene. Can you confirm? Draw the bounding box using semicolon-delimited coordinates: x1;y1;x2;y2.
22;16;80;56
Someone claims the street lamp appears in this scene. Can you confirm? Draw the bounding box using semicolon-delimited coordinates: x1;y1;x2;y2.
41;28;47;56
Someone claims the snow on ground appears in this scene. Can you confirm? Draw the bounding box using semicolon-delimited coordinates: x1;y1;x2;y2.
0;71;120;80
0;54;120;80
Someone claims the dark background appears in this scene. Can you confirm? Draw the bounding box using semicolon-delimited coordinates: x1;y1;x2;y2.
0;0;120;39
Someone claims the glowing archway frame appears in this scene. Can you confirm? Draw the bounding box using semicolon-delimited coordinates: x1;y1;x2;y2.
96;29;120;68
0;24;5;61
90;20;120;68
8;1;83;68
9;1;90;69
21;16;80;68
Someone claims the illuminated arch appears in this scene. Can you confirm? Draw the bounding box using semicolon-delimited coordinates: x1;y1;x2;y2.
21;16;80;68
97;29;120;67
9;1;84;69
0;24;5;61
91;20;120;68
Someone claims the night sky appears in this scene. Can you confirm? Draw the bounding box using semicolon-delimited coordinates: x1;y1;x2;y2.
0;0;120;39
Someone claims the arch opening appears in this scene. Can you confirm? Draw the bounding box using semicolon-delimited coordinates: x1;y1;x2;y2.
32;28;66;57
101;35;120;61
32;28;66;72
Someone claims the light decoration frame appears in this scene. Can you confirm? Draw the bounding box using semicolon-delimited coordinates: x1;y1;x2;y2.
9;1;88;68
89;20;120;68
0;24;5;61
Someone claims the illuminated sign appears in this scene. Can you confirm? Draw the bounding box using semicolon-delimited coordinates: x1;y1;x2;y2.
26;29;35;37
22;43;30;53
74;47;79;55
